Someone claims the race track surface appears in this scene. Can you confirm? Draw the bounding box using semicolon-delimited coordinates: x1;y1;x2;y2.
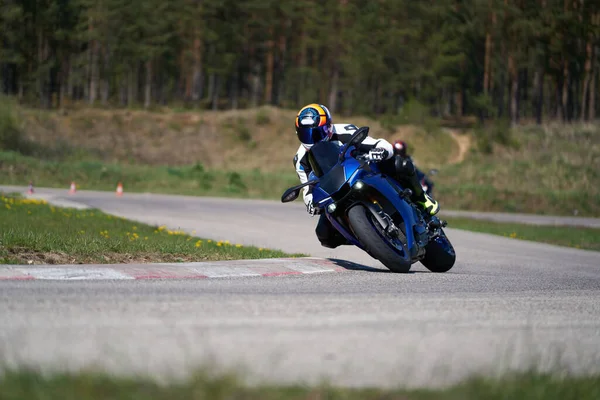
1;186;600;388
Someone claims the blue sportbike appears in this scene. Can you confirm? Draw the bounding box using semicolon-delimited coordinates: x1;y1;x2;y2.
281;127;456;273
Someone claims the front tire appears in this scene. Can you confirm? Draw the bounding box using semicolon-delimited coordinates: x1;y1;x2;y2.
420;230;456;273
347;205;412;273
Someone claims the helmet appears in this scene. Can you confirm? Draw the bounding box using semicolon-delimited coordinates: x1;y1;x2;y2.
295;103;332;149
393;140;408;157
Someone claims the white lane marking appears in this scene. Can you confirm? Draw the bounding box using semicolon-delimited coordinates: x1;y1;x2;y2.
190;266;262;278
17;268;135;280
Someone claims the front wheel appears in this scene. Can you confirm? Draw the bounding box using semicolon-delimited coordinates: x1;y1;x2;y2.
420;230;456;273
347;205;412;273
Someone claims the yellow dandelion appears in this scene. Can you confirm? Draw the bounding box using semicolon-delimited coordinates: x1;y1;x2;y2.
144;236;148;240
258;248;263;251
208;239;212;243
186;237;192;241
154;230;158;233
236;244;242;248
132;226;137;230
217;242;222;247
27;211;32;215
195;242;202;248
509;232;517;239
79;230;85;234
5;204;11;209
225;240;230;244
126;232;130;236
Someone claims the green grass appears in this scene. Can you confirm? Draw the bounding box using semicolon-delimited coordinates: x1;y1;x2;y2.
446;217;600;251
1;368;599;400
434;123;600;217
0;193;302;265
4;102;600;217
0;151;299;201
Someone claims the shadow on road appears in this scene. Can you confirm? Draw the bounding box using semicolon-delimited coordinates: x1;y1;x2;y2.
327;258;437;274
328;258;392;273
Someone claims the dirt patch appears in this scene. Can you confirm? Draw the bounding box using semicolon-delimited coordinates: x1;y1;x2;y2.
6;247;218;265
446;129;472;164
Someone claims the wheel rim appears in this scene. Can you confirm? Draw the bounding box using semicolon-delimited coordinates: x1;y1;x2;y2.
366;213;409;259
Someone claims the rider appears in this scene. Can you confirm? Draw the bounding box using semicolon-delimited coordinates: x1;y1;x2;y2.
392;140;435;195
293;103;439;249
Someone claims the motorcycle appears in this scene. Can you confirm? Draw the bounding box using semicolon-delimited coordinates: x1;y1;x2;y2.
281;127;456;273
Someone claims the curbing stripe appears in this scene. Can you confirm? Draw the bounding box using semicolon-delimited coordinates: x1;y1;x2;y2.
0;257;347;281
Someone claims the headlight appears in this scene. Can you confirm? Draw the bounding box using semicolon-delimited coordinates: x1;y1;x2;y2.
327;203;337;213
353;181;364;190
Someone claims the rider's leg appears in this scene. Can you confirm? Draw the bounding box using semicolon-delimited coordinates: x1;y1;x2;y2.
315;214;350;248
385;155;439;216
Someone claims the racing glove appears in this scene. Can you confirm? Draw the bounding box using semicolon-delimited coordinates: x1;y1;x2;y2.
366;147;388;162
306;200;322;216
305;194;322;216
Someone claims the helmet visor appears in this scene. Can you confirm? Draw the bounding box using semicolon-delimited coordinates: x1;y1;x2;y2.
297;126;329;146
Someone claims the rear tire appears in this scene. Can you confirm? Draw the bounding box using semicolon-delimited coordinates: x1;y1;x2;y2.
347;205;412;273
420;230;456;273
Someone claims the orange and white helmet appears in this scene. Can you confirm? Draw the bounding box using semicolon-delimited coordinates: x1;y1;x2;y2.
295;103;333;149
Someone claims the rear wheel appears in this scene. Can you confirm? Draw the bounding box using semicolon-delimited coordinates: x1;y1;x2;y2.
420;230;456;272
347;205;412;273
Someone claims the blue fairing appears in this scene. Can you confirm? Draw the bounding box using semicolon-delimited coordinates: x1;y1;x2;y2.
309;143;421;258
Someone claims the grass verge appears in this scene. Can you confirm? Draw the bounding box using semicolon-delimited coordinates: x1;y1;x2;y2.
1;368;599;400
0;150;299;201
446;217;600;251
0;193;302;265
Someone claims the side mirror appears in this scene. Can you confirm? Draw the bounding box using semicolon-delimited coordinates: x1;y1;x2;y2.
281;187;301;203
340;126;370;161
280;179;318;203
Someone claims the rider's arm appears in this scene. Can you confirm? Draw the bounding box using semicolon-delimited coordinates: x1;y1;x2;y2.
331;124;393;160
293;145;313;207
358;136;394;160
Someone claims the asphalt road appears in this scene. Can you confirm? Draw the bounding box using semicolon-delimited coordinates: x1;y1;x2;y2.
1;186;600;388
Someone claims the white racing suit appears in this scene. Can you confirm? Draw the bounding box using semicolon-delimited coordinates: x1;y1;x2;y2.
292;123;395;248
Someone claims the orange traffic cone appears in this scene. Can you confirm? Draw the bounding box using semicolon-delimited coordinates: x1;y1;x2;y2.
69;181;77;195
27;181;35;194
116;182;123;196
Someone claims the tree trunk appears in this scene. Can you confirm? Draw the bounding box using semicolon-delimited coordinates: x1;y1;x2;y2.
275;31;287;106
191;27;203;102
101;45;110;105
534;68;544;124
590;51;597;121
144;60;152;108
328;67;339;113
581;40;593;122
207;72;215;105
231;66;239;110
59;57;69;107
264;27;275;104
89;37;98;105
562;61;570;122
128;65;137;107
508;54;518;126
455;90;463;117
211;75;219;110
119;76;127;106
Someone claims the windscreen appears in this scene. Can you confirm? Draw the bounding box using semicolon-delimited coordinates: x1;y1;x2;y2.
307;141;342;177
